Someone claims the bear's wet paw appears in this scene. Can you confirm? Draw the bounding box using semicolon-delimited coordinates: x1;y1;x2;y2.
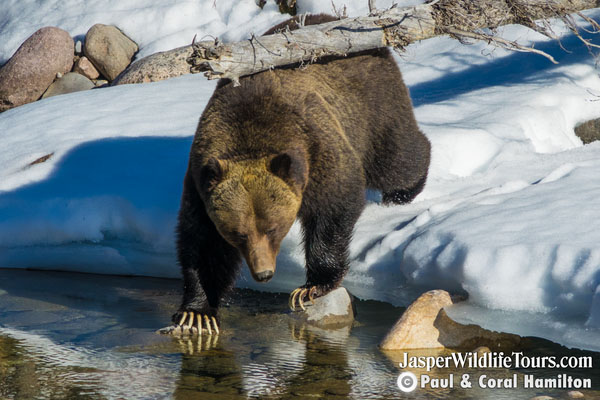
158;311;220;336
289;286;319;311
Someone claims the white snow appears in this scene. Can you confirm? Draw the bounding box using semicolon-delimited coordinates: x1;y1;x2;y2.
1;0;600;351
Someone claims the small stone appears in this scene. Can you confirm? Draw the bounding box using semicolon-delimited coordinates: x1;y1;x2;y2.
568;391;585;399
0;27;74;111
84;24;138;81
113;45;193;85
473;346;491;356
94;79;109;87
156;325;181;336
529;396;554;400
380;289;521;350
574;118;600;144
73;56;100;80
292;287;355;328
75;40;82;54
56;72;63;79
41;72;95;99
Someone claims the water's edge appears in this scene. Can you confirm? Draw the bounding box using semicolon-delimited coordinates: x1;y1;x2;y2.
0;269;597;399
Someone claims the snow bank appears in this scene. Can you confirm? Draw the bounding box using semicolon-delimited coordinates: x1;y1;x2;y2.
1;1;600;350
0;74;214;276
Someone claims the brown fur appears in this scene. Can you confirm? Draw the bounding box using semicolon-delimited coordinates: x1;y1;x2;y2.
173;14;431;326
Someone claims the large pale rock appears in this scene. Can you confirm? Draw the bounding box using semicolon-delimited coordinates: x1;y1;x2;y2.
41;72;95;99
292;287;355;328
0;27;74;111
83;24;138;81
380;290;521;350
112;45;193;85
73;56;100;80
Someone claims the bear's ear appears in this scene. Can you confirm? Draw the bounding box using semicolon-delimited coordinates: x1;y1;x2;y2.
199;157;224;193
269;150;308;191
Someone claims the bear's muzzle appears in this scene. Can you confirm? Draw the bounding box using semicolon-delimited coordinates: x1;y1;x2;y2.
244;234;277;283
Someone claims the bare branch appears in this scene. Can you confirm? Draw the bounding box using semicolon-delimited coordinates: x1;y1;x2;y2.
369;0;377;14
577;11;600;32
444;26;559;64
115;0;600;85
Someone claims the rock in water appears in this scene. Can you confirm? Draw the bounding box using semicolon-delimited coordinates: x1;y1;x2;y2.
113;45;193;85
472;346;491;356
73;56;100;80
292;287;355;328
380;289;521;350
0;27;74;111
41;72;95;99
84;24;138;81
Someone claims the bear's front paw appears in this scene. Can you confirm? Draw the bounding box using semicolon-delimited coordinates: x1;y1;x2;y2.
158;309;220;336
289;285;326;311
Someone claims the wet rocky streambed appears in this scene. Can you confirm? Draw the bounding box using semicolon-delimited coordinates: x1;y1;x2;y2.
0;269;598;399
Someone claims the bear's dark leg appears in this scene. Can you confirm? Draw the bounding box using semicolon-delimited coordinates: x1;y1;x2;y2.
169;173;242;335
291;188;365;310
382;174;427;205
367;124;431;206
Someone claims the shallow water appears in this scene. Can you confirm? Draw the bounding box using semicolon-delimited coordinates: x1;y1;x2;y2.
0;269;598;399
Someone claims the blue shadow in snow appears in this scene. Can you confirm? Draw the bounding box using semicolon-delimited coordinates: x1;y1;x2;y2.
0;136;193;211
408;25;600;107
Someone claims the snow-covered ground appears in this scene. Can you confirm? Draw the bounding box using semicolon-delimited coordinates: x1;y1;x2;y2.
1;0;600;351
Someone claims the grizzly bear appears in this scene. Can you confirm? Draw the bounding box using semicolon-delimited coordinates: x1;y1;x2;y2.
169;14;430;335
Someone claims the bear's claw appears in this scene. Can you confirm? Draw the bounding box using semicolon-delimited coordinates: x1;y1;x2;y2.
160;311;219;336
289;286;317;311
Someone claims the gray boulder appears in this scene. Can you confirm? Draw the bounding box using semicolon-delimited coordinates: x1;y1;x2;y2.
291;287;355;328
0;27;74;112
84;24;138;81
113;45;193;85
41;72;95;99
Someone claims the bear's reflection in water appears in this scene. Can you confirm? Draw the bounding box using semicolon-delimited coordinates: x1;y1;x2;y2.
169;286;413;399
173;315;358;399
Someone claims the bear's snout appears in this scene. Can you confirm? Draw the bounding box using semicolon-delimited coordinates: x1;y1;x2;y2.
244;235;278;283
254;270;274;282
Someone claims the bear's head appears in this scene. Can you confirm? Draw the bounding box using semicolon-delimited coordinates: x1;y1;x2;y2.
196;149;308;283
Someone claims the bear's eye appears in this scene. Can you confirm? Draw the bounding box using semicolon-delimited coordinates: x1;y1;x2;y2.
231;231;248;241
266;227;278;236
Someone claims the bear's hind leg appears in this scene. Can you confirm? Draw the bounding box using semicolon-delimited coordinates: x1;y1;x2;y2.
382;173;427;205
371;125;431;206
